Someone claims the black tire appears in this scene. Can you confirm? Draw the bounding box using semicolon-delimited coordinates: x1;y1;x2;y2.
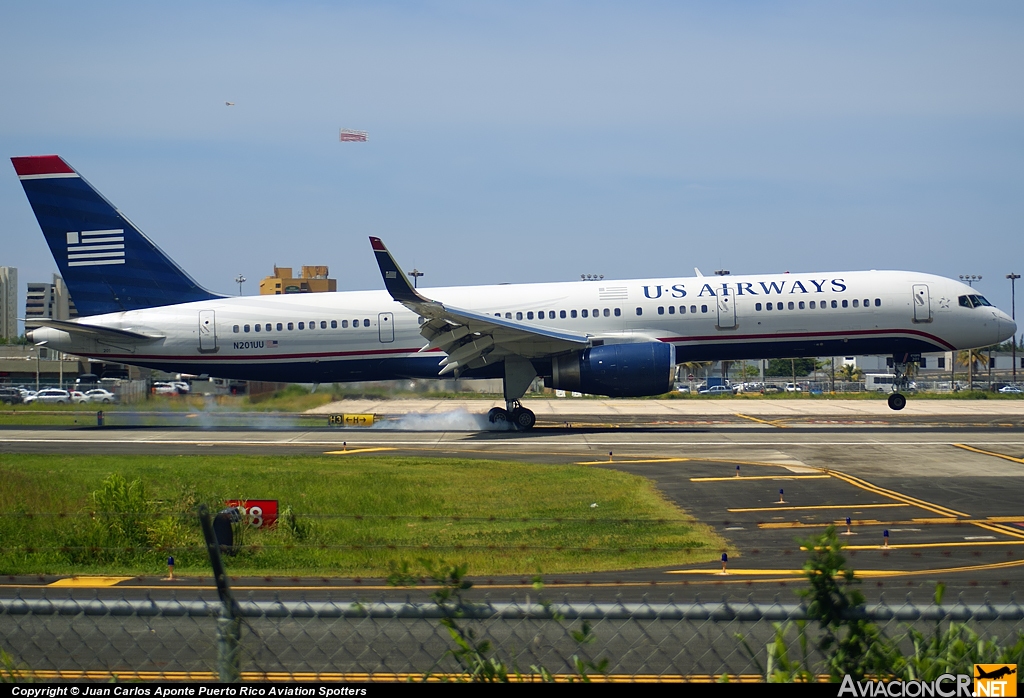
887;392;907;411
487;407;509;424
511;407;536;430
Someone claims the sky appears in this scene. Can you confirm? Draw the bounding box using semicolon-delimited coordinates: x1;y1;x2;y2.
2;1;1023;329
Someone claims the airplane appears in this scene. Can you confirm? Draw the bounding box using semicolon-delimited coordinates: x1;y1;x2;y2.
11;154;1017;429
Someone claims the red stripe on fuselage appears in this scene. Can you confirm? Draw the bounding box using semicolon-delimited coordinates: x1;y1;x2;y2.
659;327;955;351
11;155;75;176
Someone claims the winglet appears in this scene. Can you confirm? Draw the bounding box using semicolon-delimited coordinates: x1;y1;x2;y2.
369;237;428;304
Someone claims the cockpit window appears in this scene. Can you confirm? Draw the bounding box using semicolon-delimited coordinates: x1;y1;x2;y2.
959;294;992;309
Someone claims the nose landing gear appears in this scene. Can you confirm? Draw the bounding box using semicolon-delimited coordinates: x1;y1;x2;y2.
886;353;918;411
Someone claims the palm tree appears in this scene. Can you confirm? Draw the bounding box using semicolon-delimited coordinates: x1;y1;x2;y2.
836;364;864;384
957;348;988;390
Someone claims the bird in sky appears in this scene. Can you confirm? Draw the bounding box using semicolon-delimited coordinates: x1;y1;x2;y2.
225;101;235;106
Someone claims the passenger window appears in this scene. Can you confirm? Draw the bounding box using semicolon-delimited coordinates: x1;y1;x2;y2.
254;324;261;332
657;307;664;315
875;298;881;307
298;322;304;330
767;302;773;310
755;303;762;311
321;321;327;329
863;299;869;307
363;319;370;327
352;319;359;327
505;312;512;319
701;305;708;313
680;306;686;314
788;301;795;310
842;300;849;308
287;322;294;330
798;301;805;309
571;310;578;318
635;307;643;316
538;311;544;319
561;310;567;318
581;309;588;318
276;323;283;331
331;320;337;329
603;308;610;317
232;325;239;333
593;309;598;317
690;305;696;314
309;322;316;330
527;311;534;320
614;308;621;316
668;306;675;315
831;300;838;309
243;324;250;333
809;301;816;309
342;320;348;328
265;324;271;331
853;300;859;308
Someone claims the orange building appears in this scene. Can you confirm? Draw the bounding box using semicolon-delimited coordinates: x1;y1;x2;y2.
259;266;337;295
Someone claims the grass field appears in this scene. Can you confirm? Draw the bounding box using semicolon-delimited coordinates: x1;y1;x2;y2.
0;454;727;577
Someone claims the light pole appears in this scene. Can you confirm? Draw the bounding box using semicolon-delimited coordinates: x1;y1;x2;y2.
33;340;47;392
408;269;424;288
235;274;246;296
959;274;982;287
1009;273;1020;384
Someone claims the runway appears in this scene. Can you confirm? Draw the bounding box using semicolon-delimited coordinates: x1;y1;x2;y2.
3;400;1023;604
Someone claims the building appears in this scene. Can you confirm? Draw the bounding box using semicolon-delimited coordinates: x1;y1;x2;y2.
24;274;78;330
259;266;337;295
0;267;16;341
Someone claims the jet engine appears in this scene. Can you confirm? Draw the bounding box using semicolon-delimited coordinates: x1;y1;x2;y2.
545;342;675;398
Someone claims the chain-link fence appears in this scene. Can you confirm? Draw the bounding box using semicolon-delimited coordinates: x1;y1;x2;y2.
3;594;1023;682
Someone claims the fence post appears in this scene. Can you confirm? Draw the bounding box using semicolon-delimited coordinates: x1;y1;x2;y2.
198;504;242;682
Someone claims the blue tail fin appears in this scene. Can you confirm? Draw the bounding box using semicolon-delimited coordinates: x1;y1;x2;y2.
12;155;223;316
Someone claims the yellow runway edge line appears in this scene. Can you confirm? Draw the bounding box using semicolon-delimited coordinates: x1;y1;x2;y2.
734;413;787;428
691;475;831;482
728;503;908;513
323;447;397;455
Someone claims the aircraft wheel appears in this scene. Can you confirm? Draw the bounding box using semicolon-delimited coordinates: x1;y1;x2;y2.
887;393;907;411
487;407;509;425
511;407;536;430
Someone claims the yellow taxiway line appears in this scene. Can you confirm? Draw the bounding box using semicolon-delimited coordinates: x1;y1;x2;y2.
759;517;960;529
576;457;690;465
668;557;1024;579
952;443;1024;465
691;475;831;482
323;447;397;455
47;576;134;587
728;503;907;513
734;413;787;428
826;470;968;518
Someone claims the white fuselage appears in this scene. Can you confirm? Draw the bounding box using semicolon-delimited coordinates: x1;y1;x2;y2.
28;269;1016;384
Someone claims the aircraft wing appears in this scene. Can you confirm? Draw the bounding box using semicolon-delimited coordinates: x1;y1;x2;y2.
369;237;589;376
27;318;164;342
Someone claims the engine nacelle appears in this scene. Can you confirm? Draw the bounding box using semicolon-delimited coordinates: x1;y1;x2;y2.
545;342;675;398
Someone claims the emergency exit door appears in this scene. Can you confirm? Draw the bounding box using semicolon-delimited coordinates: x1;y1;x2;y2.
198;310;217;352
378;312;394;342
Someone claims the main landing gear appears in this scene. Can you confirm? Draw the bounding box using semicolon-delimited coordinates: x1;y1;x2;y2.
886;354;916;411
488;356;538;431
488;401;537;430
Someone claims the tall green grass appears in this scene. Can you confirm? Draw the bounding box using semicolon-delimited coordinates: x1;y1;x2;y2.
0;454;725;577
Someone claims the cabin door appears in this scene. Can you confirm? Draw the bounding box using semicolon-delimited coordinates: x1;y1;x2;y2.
198;310;217;352
378;312;395;343
912;284;932;323
716;287;737;329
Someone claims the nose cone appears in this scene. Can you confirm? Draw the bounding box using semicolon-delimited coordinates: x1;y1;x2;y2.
999;314;1018;343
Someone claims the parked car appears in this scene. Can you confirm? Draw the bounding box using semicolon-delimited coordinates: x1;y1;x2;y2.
85;388;119;403
152;382;179;395
0;388;23;405
999;385;1023;394
698;385;734;396
170;381;191;394
762;383;782;394
674;384;691;394
69;390;90;404
24;388;72;404
784;383;802;393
